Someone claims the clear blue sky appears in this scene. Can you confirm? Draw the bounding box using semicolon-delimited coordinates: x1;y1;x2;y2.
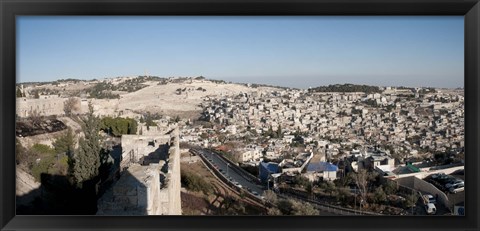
17;16;464;88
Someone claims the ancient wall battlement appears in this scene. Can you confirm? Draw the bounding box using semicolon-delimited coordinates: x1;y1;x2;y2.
97;125;181;215
119;134;171;170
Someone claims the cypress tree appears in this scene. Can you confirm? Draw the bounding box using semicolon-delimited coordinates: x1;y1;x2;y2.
53;127;76;156
72;102;101;188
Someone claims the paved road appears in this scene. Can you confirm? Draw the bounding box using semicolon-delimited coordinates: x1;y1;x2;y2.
193;148;266;197
192;148;341;216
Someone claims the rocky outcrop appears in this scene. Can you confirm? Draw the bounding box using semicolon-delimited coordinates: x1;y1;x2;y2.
16;118;66;137
16;168;41;205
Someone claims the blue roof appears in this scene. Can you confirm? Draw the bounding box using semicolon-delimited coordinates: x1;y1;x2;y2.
306;162;338;172
260;162;280;173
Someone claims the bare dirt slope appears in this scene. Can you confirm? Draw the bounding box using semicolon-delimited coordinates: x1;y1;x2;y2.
95;81;278;118
16;168;41;205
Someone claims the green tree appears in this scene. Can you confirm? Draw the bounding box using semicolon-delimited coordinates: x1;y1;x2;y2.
16;87;23;98
293;175;310;188
290;200;320;215
335;187;352;205
100;117;138;136
349;169;378;207
53;128;76;156
71;102;102;187
374;186;387;204
128;118;138;134
144;112;157;130
276;199;319;215
276;199;294;215
383;179;398;195
63;97;81;116
320;181;336;196
277;125;283;138
404;191;418;208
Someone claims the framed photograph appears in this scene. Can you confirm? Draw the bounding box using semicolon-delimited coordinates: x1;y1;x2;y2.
1;0;479;231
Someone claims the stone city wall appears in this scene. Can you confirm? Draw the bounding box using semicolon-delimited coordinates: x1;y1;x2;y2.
413;176;450;208
156;128;182;215
100;126;181;215
96;163;162;215
394;166;464;180
394;175;450;208
16;97;73;117
167;128;181;214
120;134;171;170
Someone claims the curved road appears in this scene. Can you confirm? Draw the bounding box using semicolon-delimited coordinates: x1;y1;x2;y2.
191;148;339;215
193;148;265;196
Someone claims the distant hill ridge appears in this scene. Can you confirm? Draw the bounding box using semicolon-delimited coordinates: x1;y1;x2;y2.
18;76;446;93
308;83;382;94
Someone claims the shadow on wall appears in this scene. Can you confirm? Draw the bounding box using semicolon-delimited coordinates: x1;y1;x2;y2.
139;143;169;166
96;167;156;215
16;173;99;215
16;145;124;215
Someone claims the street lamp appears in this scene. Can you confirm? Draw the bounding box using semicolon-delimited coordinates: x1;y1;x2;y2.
227;163;230;176
267;173;271;191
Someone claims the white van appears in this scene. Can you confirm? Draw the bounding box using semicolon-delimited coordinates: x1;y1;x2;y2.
422;194;436;204
425;203;437;215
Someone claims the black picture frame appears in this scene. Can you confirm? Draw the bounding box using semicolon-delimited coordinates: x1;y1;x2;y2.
1;0;479;231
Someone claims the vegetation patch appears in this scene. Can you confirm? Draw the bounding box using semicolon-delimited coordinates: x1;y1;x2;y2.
100;116;138;137
309;83;382;94
181;170;212;194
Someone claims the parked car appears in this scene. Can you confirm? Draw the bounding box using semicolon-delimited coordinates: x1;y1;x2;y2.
233;181;242;188
449;185;464;194
431;173;445;179
424;203;437;215
446;180;464;189
438;175;455;184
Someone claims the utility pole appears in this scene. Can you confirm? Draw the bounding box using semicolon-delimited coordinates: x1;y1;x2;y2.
267;173;271;191
354;193;356;215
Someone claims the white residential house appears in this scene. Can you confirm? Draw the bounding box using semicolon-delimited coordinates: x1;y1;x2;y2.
240;147;262;162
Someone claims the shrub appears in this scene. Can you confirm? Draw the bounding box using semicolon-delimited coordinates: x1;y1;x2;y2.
181;171;212;194
31;155;55;182
29;144;68;182
100;117;138;136
31;143;55;156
